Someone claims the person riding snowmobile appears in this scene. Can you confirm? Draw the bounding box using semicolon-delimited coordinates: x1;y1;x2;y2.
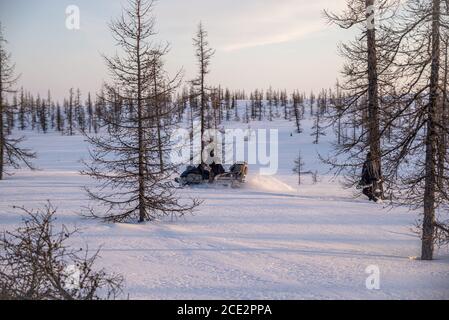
359;152;382;202
209;162;225;182
178;164;210;182
198;163;210;180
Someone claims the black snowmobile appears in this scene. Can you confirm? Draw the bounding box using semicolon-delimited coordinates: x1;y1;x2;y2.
175;162;248;188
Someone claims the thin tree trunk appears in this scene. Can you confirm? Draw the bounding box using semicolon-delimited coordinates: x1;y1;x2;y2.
69;89;73;136
136;1;145;223
190;102;194;160
200;33;206;164
366;0;383;198
438;36;448;186
422;0;440;261
153;64;164;173
0;56;3;181
337;115;342;145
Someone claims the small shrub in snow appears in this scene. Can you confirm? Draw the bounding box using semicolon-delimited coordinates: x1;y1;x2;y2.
0;203;123;300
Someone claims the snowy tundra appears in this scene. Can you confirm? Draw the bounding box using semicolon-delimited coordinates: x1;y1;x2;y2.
0;110;448;300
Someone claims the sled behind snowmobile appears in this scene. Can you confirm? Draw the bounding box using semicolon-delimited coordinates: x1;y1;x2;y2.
213;162;248;188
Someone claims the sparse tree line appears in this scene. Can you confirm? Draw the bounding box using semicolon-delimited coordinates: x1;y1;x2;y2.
2;88;99;135
178;85;333;126
2;86;177;136
4;85;340;138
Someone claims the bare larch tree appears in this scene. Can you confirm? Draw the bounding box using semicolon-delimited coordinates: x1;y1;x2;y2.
0;24;35;180
323;0;399;197
381;0;449;260
192;22;215;164
82;0;199;223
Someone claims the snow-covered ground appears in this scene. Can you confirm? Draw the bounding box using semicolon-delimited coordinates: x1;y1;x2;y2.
0;111;448;300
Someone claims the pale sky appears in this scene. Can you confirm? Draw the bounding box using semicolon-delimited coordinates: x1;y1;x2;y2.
0;0;351;102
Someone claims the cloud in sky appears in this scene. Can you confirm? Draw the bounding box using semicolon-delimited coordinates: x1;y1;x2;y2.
216;0;344;51
222;25;325;52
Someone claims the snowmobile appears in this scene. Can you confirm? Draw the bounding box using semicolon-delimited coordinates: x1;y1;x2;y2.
175;162;248;188
175;164;210;186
